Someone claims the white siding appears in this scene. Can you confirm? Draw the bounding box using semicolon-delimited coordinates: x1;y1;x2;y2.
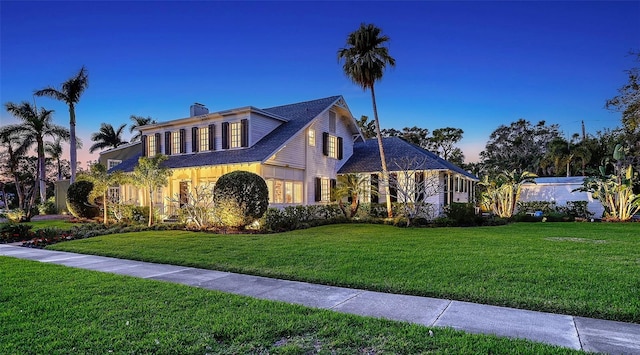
250;112;282;144
304;109;355;204
266;131;306;168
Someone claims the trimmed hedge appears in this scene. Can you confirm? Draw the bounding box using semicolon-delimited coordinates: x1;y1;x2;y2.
66;181;99;219
213;171;269;228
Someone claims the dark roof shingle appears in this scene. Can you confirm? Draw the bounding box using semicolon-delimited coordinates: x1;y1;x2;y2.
338;137;478;180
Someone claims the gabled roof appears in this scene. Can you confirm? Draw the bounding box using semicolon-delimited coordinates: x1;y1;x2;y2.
110;95;342;173
338;137;479;180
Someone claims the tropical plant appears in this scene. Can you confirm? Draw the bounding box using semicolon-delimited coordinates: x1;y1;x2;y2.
333;173;370;219
34;66;89;183
78;163;129;224
4;101;69;203
577;144;640;221
131;154;172;226
212;171;269;228
338;23;396;218
89;123;127;153
480;170;537;218
129;115;157;142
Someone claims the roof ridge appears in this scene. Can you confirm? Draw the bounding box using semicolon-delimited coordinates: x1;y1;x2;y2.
261;95;341;111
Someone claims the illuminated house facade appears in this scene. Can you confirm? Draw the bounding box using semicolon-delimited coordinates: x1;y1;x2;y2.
106;96;477;219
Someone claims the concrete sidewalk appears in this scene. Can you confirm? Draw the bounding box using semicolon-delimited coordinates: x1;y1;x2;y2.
2;244;639;354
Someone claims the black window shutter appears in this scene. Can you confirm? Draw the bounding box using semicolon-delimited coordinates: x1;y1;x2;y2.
415;171;425;201
222;122;229;149
370;174;379;203
208;124;215;151
314;178;321;202
180;129;186;153
241;119;249;147
337;137;343;160
322;132;329;156
192;127;198;153
330;179;337;201
389;173;397;203
155;133;161;154
141;135;147;156
165;131;171;155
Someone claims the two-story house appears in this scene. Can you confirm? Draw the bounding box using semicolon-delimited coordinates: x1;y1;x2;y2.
106;95;478;219
109;96;362;217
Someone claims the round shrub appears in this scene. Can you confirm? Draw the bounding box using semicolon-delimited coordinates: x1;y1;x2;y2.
213;171;269;228
66;180;100;219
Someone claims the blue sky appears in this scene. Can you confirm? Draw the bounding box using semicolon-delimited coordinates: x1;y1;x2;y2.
1;1;638;164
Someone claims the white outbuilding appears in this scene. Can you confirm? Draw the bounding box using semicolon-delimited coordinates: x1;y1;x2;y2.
519;177;605;218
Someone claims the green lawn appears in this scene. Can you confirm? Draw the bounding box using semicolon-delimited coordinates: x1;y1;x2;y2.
48;222;640;323
0;257;581;354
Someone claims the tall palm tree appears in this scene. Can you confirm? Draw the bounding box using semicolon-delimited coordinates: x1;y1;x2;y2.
34;66;89;184
4;101;69;202
90;123;127;153
45;137;65;181
338;23;396;217
129;115;157;142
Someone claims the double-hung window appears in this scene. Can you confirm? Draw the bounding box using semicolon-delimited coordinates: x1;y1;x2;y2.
230;122;241;148
171;131;180;155
199;126;209;152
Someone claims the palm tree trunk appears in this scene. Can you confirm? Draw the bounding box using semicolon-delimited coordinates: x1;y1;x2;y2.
37;139;46;203
102;191;108;224
370;84;393;218
148;189;153;227
69;105;77;184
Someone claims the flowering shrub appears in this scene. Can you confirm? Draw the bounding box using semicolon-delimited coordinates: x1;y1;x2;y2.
0;223;34;243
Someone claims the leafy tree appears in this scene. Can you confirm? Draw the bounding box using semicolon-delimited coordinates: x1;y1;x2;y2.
338;23;396;218
479;170;537;218
0;126;31;214
382;126;430;149
78;163;129;224
212;171;269;228
333;173;370;219
34;66;89;184
428;127;464;162
132;154;172;226
577;144;640;221
90;123;127;153
606;51;640;134
4;101;69;203
129;115;157;142
480;119;561;177
355;115;376;139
